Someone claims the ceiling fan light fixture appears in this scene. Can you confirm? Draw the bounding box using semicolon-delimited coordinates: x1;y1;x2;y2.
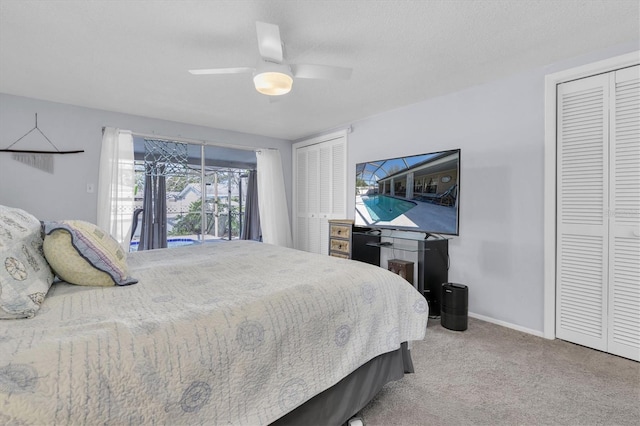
253;70;293;96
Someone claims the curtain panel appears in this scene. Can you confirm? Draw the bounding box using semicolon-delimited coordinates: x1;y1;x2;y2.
241;169;261;240
96;128;135;252
138;163;168;250
256;149;292;248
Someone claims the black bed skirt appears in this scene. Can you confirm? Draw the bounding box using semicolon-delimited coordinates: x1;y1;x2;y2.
271;343;413;426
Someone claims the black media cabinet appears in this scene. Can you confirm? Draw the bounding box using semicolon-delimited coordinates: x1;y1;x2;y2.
352;227;381;266
352;228;449;317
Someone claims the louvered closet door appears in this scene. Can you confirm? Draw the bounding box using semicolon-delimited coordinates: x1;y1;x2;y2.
307;148;323;254
608;65;640;361
330;141;346;217
317;139;347;254
556;73;610;351
295;148;310;252
293;135;347;255
318;144;332;253
295;146;323;253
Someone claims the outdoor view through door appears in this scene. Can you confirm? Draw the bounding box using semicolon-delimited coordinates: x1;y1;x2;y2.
129;138;257;251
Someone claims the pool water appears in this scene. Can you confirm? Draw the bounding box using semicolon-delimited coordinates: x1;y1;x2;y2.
129;238;196;251
361;195;416;221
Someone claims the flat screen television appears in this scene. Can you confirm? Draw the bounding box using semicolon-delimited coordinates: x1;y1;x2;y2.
354;149;460;236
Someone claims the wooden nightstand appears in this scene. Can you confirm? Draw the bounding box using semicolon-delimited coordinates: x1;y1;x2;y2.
328;219;354;258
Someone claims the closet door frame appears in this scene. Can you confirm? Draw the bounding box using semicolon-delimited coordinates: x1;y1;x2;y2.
543;51;639;340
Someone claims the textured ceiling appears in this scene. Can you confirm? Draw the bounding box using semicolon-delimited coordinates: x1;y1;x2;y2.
1;0;639;141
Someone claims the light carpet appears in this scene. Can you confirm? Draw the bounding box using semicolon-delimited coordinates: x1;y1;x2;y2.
360;317;639;425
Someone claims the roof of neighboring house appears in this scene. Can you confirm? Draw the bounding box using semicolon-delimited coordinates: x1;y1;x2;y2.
177;183;240;200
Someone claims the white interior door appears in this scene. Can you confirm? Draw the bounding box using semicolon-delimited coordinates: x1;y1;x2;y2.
608;65;640;361
295;148;310;252
556;65;640;361
556;73;610;352
294;145;322;253
293;133;347;255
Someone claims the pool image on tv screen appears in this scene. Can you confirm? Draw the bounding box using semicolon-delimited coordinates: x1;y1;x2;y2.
355;149;460;235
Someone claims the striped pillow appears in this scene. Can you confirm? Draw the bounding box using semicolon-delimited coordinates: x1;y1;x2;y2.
42;220;137;287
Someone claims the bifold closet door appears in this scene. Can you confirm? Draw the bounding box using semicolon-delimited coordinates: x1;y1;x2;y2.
556;65;640;361
294;135;347;254
608;65;640;361
295;146;322;253
556;73;610;352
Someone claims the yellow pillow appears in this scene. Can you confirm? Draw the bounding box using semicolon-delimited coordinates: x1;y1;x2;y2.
42;220;137;287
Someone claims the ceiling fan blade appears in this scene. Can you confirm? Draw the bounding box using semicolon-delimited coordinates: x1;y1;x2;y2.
256;21;283;63
189;67;254;75
291;64;352;80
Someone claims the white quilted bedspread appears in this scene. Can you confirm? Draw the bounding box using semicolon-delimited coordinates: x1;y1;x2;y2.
0;240;428;425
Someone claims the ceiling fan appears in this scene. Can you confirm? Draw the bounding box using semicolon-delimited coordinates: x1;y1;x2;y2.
189;21;353;96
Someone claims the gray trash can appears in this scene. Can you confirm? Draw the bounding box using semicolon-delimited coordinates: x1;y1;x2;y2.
441;283;468;331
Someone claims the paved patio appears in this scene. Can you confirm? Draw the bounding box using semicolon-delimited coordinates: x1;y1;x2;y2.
355;194;457;234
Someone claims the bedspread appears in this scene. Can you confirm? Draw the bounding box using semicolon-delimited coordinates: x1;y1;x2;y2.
0;240;428;425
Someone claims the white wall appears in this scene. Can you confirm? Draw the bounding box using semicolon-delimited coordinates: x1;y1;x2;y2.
345;42;639;334
0;94;292;223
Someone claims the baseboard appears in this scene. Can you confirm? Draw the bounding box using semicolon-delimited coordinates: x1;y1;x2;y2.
468;312;546;338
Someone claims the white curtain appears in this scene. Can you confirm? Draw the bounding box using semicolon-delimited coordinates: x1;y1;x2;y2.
97;128;135;251
256;149;293;247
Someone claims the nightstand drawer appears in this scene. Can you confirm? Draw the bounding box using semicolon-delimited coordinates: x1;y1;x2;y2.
330;224;351;239
330;252;349;259
330;238;350;254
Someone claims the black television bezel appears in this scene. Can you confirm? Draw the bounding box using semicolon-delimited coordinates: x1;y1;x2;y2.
354;148;461;237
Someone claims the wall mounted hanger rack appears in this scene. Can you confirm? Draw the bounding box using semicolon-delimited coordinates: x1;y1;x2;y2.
0;113;84;154
1;113;84;173
0;148;85;154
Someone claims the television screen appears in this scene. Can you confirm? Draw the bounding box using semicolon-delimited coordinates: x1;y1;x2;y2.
354;149;460;236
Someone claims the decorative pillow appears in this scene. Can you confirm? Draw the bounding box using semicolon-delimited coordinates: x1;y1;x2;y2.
0;205;54;319
42;220;138;287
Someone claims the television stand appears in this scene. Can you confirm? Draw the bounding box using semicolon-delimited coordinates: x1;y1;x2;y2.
352;229;449;317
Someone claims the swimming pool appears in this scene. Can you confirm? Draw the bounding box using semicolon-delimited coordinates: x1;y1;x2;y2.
129;238;196;251
361;195;416;221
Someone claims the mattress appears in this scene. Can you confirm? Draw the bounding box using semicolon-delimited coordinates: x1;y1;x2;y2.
0;240;428;425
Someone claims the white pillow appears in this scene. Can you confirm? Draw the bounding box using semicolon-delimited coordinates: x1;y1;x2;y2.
0;205;54;319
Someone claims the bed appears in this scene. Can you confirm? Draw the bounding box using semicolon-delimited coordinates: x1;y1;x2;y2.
0;216;428;425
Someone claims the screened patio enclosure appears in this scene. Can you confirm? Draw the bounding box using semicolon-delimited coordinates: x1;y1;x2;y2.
129;137;257;251
356;151;459;200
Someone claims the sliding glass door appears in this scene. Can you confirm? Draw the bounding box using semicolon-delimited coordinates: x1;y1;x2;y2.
130;139;255;251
